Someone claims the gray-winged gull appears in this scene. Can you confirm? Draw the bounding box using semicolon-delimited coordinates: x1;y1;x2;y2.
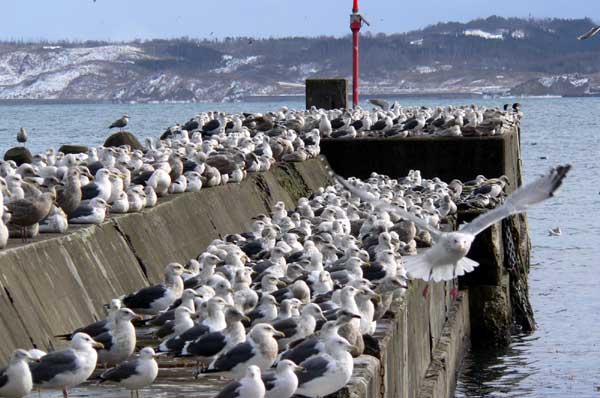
95;308;139;366
109;114;129;131
55;299;121;341
245;294;278;326
16;127;27;146
121;263;185;315
155;307;194;340
157;297;227;353
213;365;265;398
202;323;284;378
0;349;35;398
81;168;112;202
68;197;110;224
179;308;248;360
261;359;300;398
30;333;103;398
335;165;571;297
270;303;326;350
294;336;354;398
99;347;159;398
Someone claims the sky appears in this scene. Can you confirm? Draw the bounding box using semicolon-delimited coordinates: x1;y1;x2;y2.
1;0;600;42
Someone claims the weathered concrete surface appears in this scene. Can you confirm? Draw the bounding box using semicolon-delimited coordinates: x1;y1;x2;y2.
419;291;470;398
0;159;332;361
321;128;521;187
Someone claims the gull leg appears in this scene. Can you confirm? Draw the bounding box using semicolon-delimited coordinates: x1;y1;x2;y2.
422;268;434;298
62;387;69;398
450;263;459;299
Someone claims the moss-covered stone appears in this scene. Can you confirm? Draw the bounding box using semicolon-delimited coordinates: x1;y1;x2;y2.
104;131;143;151
3;147;32;166
58;144;89;154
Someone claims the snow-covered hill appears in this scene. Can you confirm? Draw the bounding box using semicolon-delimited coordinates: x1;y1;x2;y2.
2;17;600;102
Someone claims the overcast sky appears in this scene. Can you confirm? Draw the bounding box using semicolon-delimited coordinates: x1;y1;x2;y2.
2;0;599;41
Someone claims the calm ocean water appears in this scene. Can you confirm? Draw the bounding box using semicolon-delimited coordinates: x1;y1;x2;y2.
0;97;598;397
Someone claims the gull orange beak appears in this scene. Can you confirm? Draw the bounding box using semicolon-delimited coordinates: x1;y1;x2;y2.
92;341;105;349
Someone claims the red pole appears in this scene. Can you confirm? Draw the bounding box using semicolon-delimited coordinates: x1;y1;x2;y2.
350;1;362;108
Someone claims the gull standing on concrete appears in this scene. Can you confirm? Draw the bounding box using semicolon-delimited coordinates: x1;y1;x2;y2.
279;312;360;365
0;349;35;398
202;324;284;378
335;165;571;296
179;308;248;361
110;114;129;132
55;299;122;341
261;360;300;398
99;347;160;398
6;191;54;240
30;333;104;398
294;336;354;398
95;308;139;366
270;303;326;350
213;365;265;398
68;197;111;224
121;263;185;315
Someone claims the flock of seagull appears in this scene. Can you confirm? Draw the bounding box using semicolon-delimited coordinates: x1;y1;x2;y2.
0;103;569;398
0;101;521;249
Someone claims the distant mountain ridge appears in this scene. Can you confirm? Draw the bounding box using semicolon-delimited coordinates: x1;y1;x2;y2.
1;16;599;102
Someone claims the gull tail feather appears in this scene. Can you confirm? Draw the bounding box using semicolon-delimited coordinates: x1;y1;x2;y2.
404;254;434;281
406;256;480;282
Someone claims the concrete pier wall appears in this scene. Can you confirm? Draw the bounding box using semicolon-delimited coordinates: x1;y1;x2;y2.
0;157;471;398
0;160;330;360
321;129;534;342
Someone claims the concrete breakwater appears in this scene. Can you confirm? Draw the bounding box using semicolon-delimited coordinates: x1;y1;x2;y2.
321;127;535;344
0;156;472;398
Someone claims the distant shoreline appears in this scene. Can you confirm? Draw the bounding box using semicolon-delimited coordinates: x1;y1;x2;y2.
1;93;598;106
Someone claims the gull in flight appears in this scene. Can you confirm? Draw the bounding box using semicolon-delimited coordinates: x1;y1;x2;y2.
578;26;600;40
335;164;571;298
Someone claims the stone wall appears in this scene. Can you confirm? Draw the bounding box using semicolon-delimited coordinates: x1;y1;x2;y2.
0;157;471;398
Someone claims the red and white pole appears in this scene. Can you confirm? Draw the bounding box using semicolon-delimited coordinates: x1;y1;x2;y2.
350;0;361;108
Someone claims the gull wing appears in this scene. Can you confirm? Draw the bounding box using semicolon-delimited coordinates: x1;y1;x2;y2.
334;174;442;241
578;26;600;40
461;164;571;236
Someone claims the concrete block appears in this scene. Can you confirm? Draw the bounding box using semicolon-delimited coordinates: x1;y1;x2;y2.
320;128;521;187
306;78;348;110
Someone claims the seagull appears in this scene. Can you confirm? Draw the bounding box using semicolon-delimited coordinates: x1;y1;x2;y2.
279;311;360;365
335;164;571;298
548;227;562;236
109;114;129;132
157;297;227;353
95;308;139;366
16;128;27;146
294;336;354;398
368;99;390;111
179;308;248;360
578;26;600;40
261;360;300;398
55;299;122;341
30;333;104;398
213;365;265;398
270;303;326;350
98;347;160;398
121;263;185;315
68;197;111;225
0;349;36;398
202;323;284;378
